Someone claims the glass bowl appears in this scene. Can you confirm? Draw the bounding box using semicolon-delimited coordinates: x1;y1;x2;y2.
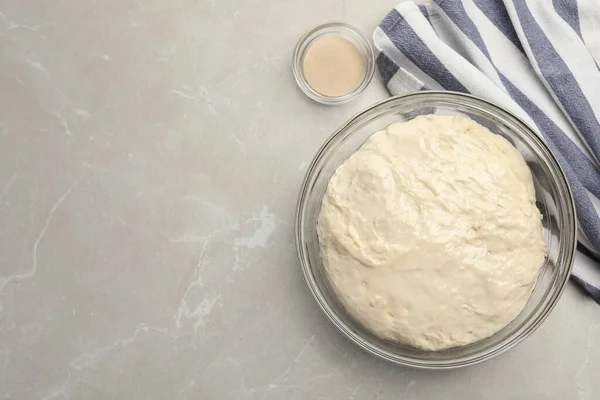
292;22;375;105
295;91;577;369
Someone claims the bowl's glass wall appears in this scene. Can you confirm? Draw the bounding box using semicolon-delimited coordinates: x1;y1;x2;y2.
296;92;577;368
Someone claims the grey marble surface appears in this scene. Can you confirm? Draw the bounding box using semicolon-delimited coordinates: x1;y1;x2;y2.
0;0;599;399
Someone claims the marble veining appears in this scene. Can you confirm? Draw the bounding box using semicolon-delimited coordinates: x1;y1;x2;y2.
0;0;599;399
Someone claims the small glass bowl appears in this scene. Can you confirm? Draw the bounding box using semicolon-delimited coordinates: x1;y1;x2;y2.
295;92;577;369
293;22;375;105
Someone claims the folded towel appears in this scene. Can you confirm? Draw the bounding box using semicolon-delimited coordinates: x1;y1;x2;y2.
374;0;600;303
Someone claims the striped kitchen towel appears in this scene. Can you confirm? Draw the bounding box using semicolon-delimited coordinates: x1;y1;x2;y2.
374;0;600;303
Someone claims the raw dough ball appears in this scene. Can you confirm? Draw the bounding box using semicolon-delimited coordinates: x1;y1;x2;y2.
317;114;546;350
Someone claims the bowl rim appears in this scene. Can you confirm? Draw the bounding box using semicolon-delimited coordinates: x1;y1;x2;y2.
295;91;578;369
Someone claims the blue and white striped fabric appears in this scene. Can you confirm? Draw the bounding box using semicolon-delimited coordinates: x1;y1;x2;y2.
374;0;600;303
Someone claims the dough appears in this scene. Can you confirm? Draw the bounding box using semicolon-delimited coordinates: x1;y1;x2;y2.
317;114;546;351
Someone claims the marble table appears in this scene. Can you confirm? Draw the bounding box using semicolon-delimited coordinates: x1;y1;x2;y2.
1;1;599;399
